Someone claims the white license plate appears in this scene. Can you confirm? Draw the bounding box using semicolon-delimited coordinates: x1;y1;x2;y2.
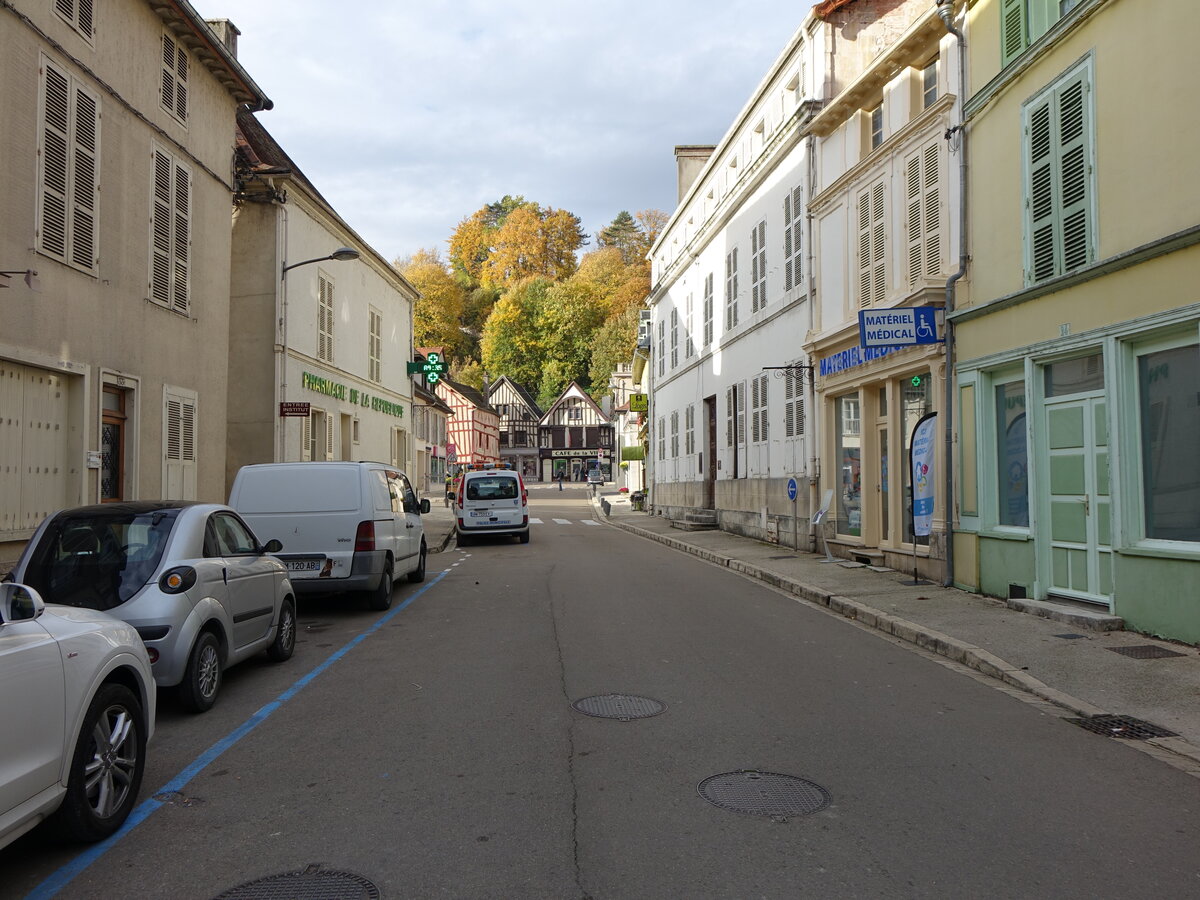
285;559;322;572
470;510;493;517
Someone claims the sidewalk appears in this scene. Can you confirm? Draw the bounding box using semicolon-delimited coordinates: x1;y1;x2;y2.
591;488;1200;773
422;496;458;554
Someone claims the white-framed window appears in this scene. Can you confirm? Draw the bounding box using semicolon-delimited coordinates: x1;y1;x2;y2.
670;410;679;458
657;319;665;378
163;385;197;500
1023;56;1095;285
726;387;734;448
160;32;189;124
368;308;382;383
37;56;99;273
783;186;803;292
1002;0;1084;67
318;272;335;362
751;373;769;443
352;417;361;445
785;365;805;438
703;273;714;347
857;180;886;308
870;105;883;149
658;416;666;460
725;382;747;451
685;294;695;359
750;220;767;313
905;143;943;284
150;145;191;313
54;0;94;41
670;308;679;368
923;59;939;109
685;404;695;455
724;248;739;331
992;375;1029;528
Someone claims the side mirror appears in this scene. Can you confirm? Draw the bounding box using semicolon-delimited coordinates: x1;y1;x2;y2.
419;498;431;515
262;539;283;553
0;583;46;624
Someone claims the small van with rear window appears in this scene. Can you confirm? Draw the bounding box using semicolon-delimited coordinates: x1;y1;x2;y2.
455;467;529;545
229;461;430;610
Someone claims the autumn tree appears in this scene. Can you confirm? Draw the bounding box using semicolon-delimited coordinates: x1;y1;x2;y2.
588;304;640;399
395;248;466;357
480;278;552;390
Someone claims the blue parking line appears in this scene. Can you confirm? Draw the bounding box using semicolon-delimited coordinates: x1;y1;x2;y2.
26;567;451;900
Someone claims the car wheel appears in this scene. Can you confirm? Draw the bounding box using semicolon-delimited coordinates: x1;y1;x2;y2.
519;530;530;544
54;683;146;842
178;631;222;713
367;562;393;611
456;531;472;547
267;598;296;662
409;540;427;583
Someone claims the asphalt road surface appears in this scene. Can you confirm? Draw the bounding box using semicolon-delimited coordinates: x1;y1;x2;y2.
4;487;1199;899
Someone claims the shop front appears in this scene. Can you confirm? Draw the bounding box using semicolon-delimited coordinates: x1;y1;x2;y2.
540;448;613;483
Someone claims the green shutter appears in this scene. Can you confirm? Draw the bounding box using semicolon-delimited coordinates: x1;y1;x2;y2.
1056;72;1092;273
1026;97;1057;282
1001;0;1027;67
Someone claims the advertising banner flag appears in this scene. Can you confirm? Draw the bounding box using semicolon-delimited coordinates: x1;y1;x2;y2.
910;412;937;537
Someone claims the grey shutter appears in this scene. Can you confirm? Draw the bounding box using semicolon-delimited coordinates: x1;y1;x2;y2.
857;187;872;307
172;161;190;313
871;182;886;304
751;377;761;443
151;150;172;302
783;193;794;291
906;153;923;283
922;143;941;277
1027;96;1056;282
726;387;733;448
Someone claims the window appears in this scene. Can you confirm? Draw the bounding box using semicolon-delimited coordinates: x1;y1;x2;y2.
318;273;335;362
1024;58;1094;284
1138;342;1200;543
836;393;862;536
150;146;191;312
724;248;739;331
658;319;665;377
726;387;734;449
670;410;679;458
101;387;126;502
923;60;939;109
38;56;99;272
785;365;805;438
670;307;679;368
751;374;769;443
905;143;942;284
870;105;883;150
54;0;93;40
163;386;197;500
1001;0;1081;67
685;294;695;358
995;380;1029;527
658;417;666;460
703;273;714;347
368;309;382;383
160;32;189;123
685;404;695;455
857;181;886;307
783;186;803;291
750;220;767;313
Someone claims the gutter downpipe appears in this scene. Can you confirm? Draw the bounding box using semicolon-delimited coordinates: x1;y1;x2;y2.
938;0;967;588
805;131;820;552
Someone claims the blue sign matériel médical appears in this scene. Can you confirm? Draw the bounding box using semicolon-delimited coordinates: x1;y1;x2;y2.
858;307;942;349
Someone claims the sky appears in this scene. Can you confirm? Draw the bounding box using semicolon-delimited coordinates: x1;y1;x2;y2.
193;1;811;263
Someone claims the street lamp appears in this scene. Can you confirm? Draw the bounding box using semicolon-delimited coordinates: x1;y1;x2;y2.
278;247;360;460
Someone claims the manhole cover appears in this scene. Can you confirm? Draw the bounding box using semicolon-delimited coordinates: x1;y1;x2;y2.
697;770;831;819
213;868;379;900
1106;644;1187;659
1067;714;1178;740
572;693;665;720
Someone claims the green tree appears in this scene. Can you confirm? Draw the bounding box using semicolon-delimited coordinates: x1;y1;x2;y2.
596;211;642;264
588;305;640;399
396;249;465;356
480;278;552;390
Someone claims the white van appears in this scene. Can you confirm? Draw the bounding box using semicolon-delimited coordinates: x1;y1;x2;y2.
229;462;430;610
455;467;529;545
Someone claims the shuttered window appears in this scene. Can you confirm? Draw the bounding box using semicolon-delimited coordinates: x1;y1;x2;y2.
750;220;767;313
725;387;734;448
1002;0;1077;68
369;308;382;383
783;185;803;291
163;387;197;501
685;404;695;455
657;319;665;377
724;248;739;331
785;365;805;438
905;143;942;284
1024;59;1094;285
750;374;769;444
161;33;188;123
684;294;695;359
150;147;191;313
702;273;714;347
857;181;886;307
38;56;100;273
318;273;335;362
670;410;679;458
54;0;94;40
670;307;678;368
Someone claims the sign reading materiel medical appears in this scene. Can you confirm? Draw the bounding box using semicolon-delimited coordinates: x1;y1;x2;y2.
407;351;448;384
302;372;404;418
858;307;941;349
629;393;649;412
910;412;938;537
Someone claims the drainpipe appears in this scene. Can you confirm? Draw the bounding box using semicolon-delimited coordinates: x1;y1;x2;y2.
805;131;820;552
937;0;967;588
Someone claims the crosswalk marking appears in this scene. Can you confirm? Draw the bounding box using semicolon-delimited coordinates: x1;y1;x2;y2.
552;518;572;525
580;520;599;526
529;518;543;524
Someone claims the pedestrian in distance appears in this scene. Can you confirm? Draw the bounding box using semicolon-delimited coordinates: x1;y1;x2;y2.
558;470;564;491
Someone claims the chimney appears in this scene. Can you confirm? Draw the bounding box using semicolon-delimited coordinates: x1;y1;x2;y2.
674;145;716;203
205;19;240;58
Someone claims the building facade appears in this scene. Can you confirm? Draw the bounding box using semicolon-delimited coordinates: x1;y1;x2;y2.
436;378;499;469
227;111;419;494
538;382;613;482
0;2;268;566
412;381;451;493
488;376;543;480
953;0;1200;641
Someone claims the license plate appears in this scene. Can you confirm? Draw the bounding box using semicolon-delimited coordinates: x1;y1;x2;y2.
285;559;322;572
470;510;493;517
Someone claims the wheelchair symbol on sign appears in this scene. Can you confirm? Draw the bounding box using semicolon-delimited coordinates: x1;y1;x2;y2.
916;319;935;340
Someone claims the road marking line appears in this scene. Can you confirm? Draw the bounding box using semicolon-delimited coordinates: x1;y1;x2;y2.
553;518;572;524
580;520;599;525
529;518;543;524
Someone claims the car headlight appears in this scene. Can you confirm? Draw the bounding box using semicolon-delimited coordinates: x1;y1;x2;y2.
159;566;196;594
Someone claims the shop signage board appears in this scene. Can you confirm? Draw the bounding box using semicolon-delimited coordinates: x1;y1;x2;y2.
910;412;938;536
279;402;311;417
858;307;942;349
407;351;448;384
629;393;649;412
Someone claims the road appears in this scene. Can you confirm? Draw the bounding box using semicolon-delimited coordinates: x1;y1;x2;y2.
4;485;1199;898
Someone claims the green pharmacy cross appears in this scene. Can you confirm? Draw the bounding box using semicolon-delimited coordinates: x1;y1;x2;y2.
408;352;448;385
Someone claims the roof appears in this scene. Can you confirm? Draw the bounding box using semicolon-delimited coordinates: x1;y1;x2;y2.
439;378;498;414
414;383;453;414
488;375;543;418
540;380;608;424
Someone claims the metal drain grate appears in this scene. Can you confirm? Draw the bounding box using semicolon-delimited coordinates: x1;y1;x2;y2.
697;770;831;820
1067;714;1178;740
213;868;380;900
1053;633;1087;640
1106;644;1187;659
572;693;665;721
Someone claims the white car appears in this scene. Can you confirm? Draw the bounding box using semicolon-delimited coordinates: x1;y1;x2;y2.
0;582;155;850
455;467;530;545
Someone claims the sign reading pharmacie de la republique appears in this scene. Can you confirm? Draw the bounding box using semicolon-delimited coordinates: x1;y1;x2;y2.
302;371;404;418
857;307;942;349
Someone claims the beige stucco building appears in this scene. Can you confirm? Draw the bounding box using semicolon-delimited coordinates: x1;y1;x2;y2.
0;1;268;565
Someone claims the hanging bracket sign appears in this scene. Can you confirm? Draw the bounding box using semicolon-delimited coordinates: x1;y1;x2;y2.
858;307;942;349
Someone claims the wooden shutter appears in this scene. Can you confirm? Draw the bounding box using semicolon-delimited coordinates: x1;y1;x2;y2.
161;34;188;121
726;387;734;447
318;274;334;362
301;414;312;461
1027;95;1056;282
40;62;70;260
325;413;334;460
736;381;746;447
871;183;886;304
164;389;197;500
1057;73;1092;273
751;224;761;312
172;160;190;313
784;370;796;437
906;144;942;283
751;377;761;442
922;144;941;277
70;84;98;270
783;193;794;291
1001;0;1027;67
151;150;172;302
